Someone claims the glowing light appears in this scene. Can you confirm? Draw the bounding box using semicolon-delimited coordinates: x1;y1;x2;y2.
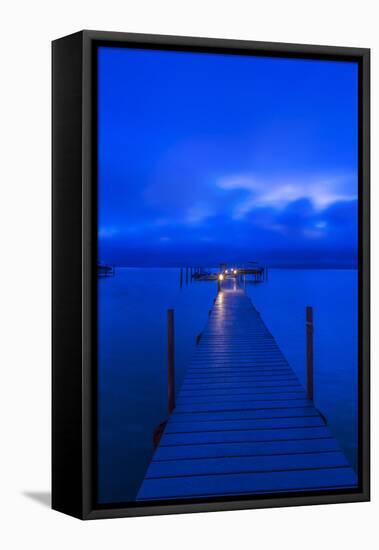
225;269;228;273
218;274;224;281
233;269;237;275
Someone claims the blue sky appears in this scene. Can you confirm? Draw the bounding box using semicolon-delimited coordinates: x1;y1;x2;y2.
98;46;358;267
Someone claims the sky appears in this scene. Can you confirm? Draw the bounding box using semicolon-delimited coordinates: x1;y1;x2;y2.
98;46;358;268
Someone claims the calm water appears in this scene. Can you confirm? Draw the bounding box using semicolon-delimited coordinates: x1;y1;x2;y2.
98;268;358;504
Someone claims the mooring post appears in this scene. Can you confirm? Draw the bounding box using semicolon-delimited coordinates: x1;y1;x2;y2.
167;309;175;414
306;306;314;401
179;267;183;288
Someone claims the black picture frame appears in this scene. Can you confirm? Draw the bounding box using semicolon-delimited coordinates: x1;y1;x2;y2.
52;30;370;520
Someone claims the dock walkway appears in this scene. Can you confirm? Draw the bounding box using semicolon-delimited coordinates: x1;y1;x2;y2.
137;280;357;501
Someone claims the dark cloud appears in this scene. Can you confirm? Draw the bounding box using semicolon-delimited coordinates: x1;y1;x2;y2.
99;197;358;268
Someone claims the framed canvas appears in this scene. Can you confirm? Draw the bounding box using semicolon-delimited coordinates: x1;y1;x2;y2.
52;30;370;519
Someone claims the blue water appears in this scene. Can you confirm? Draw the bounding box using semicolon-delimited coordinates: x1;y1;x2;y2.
98;268;358;504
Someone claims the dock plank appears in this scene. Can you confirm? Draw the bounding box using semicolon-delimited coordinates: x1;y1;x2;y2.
146;451;349;478
165;416;324;432
138;468;357;500
160;426;331;446
153;438;341;461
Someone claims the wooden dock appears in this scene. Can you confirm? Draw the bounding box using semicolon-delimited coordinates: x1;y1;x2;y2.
137;279;357;501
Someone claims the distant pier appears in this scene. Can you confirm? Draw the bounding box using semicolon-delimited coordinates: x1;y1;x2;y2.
181;263;268;283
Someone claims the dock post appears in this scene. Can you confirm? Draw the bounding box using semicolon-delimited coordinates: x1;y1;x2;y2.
179;267;183;288
167;309;175;414
306;306;314;401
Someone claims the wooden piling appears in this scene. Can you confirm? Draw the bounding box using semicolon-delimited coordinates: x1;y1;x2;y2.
306;306;314;401
167;309;175;414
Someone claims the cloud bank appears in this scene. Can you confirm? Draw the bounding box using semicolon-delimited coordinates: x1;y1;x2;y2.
98;47;358;268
